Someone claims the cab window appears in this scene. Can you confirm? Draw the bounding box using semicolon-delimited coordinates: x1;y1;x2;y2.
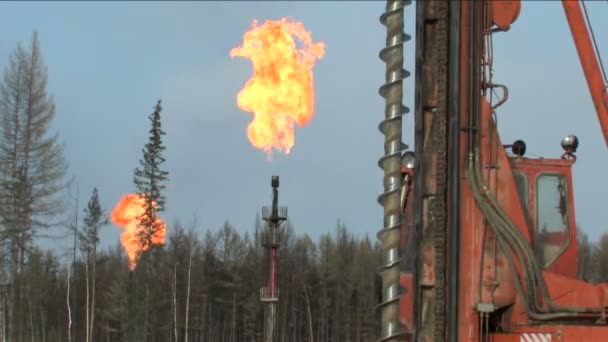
535;174;571;268
513;171;530;226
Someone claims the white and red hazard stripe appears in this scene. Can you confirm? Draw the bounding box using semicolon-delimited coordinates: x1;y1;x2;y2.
520;333;552;342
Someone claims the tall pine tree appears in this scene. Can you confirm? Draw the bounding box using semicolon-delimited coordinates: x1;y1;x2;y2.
133;99;169;251
79;187;109;342
0;31;69;341
131;99;169;341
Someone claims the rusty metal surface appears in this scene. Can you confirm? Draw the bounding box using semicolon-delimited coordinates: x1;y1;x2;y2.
414;0;450;340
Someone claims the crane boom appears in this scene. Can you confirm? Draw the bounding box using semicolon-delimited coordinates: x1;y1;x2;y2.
562;0;608;147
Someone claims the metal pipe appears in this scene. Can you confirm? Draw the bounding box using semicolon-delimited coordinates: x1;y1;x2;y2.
377;0;411;340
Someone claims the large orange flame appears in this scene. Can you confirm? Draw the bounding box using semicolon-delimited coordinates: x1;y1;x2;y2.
230;17;325;155
111;193;166;270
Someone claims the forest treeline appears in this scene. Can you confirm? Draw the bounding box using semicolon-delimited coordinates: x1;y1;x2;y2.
5;215;608;342
15;219;383;342
2;27;608;342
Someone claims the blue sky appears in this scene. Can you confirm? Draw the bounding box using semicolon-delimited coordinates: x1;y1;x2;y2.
1;1;607;255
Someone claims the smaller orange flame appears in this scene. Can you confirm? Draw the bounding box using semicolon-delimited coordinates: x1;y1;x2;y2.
111;194;166;270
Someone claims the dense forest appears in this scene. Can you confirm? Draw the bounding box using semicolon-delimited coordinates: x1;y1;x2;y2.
12;216;383;342
1;29;608;342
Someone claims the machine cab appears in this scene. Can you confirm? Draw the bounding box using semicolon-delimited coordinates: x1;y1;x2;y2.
507;137;580;278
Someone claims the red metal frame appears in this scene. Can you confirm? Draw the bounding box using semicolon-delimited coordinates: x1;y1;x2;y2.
398;0;608;339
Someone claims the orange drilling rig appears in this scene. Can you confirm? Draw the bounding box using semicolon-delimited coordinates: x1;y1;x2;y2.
376;0;608;341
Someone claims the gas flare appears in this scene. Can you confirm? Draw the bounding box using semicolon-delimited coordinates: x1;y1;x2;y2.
231;17;325;155
111;193;166;270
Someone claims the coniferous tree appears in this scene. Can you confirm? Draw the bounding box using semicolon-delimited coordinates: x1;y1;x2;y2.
131;99;169;341
133;99;169;251
79;187;109;342
0;31;69;342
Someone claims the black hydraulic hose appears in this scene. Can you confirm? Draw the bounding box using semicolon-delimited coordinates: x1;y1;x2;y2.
497;238;583;320
467;154;543;314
